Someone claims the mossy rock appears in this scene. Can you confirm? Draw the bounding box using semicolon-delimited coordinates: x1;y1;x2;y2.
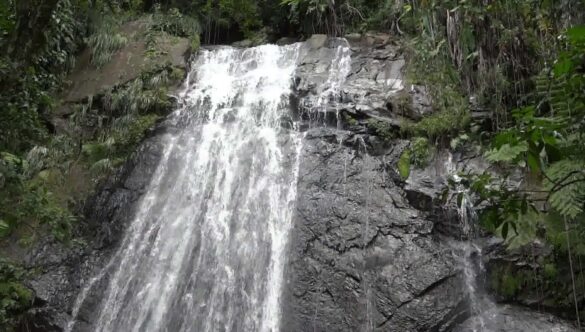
62;18;191;103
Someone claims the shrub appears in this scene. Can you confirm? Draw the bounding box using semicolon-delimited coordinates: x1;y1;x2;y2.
0;259;32;330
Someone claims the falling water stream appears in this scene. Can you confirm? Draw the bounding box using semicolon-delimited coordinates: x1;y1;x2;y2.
446;154;499;331
69;44;306;332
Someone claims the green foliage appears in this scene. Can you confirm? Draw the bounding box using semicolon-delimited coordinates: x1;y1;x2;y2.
111;113;160;156
0;1;15;43
366;1;412;32
151;6;200;38
367;119;395;143
343;114;359;127
0;259;32;330
190;34;201;51
500;273;522;298
281;0;363;35
485;142;528;164
546;160;585;219
194;0;265;42
0;151;76;243
397;149;410;180
410;137;430;168
544;263;558;280
457;28;585;319
402;107;470;139
474;25;585;229
449;133;469;151
0;0;81;153
86;17;128;67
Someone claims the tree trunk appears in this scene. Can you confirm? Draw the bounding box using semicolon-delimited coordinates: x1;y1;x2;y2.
10;0;60;63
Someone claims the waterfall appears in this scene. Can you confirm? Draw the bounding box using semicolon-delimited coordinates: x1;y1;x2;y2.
69;44;304;332
446;153;498;331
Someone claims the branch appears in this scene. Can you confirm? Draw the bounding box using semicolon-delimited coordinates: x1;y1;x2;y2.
548;170;585;194
546;176;585;203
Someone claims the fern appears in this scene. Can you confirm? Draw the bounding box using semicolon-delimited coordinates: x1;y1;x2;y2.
86;18;128;67
485;142;528;163
545;160;585;219
90;158;114;176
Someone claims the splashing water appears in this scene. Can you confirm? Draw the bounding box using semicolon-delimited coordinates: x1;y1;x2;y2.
312;43;352;130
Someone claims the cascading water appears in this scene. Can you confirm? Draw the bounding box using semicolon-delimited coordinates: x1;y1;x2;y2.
446;154;498;331
68;44;304;332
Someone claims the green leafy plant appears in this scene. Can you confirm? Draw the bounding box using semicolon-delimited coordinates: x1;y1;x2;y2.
410;137;431;168
86;18;128;67
367;119;395;143
0;259;32;330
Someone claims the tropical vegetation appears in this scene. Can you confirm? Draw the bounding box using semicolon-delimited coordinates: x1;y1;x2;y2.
0;0;584;329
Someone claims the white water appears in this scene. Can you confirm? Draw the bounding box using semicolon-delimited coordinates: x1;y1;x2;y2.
69;44;304;332
446;153;498;331
311;43;352;130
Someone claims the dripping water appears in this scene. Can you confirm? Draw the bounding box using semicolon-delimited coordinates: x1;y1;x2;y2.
358;136;374;332
446;153;498;331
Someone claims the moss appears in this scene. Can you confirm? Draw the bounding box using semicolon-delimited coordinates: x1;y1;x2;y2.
402;107;470;139
397;149;411;180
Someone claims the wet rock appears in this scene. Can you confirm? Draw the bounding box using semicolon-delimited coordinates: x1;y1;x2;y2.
22;125;169;330
483;238;585;324
454;305;579;331
344;33;362;43
281;127;467;331
232;39;253;48
408;85;433;119
307;34;328;49
276;37;298;46
18;307;67;332
295;34;435;129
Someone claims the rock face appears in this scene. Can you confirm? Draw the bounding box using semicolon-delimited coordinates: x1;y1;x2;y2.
281;129;466;331
282;34;468;332
281;34;579;331
19;34;579;332
455;305;579;332
20;126;169;332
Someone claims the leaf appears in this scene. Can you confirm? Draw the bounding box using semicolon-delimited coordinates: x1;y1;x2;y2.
479;207;501;232
485;142;528;163
545;160;585;218
554;56;572;76
501;221;509;239
0;220;9;237
527;151;541;173
566;26;585;43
